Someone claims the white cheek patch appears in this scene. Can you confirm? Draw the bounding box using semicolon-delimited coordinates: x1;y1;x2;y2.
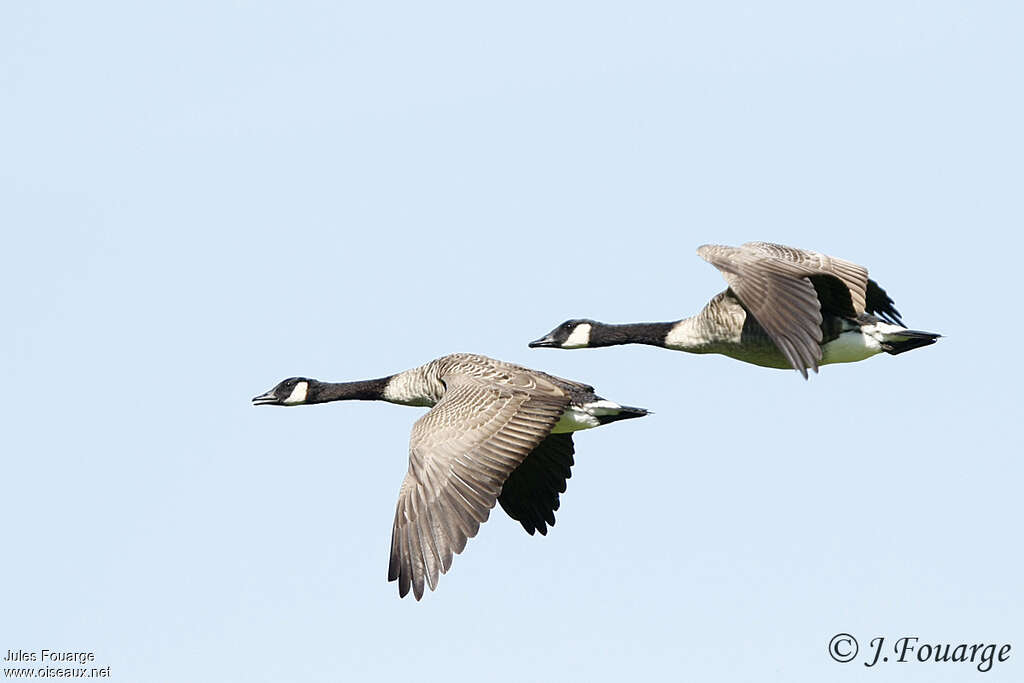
563;323;592;348
284;381;308;404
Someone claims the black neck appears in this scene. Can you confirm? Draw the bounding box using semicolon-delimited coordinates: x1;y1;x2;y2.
308;377;392;404
592;322;674;348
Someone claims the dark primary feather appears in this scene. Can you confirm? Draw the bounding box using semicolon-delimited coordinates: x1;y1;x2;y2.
865;279;903;325
498;433;575;536
808;275;858;318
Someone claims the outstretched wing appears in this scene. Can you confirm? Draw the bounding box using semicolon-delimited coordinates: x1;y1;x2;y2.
389;374;569;599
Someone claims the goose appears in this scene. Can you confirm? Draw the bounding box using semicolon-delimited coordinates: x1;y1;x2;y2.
529;242;940;378
252;353;647;600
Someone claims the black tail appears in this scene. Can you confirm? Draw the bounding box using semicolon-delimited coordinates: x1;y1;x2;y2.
881;329;941;355
596;405;649;426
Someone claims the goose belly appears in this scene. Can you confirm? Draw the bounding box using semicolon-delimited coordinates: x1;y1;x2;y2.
821;329;883;365
551;401;621;433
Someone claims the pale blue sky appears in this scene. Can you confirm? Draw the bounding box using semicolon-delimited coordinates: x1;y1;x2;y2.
2;2;1021;681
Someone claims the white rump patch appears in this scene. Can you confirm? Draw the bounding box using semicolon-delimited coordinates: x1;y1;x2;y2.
871;322;908;337
582;400;624;415
551;400;623;433
563;323;592;348
284;381;308;404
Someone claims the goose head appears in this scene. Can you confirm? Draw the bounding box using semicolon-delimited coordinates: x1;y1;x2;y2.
252;377;316;406
529;319;598;349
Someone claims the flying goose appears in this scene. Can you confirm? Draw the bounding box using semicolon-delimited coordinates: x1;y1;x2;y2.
252;353;647;600
529;242;940;378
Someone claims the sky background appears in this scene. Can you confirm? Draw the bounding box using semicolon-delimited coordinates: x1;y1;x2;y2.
2;2;1022;681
